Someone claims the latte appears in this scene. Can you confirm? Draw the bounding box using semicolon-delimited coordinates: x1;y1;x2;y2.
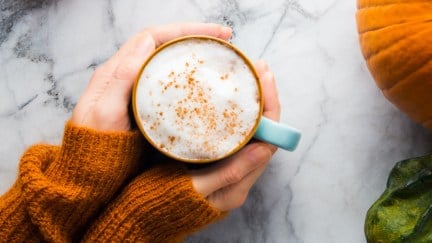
134;37;261;162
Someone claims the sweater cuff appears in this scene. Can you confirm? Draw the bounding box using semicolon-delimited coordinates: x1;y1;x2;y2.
83;162;225;242
18;122;146;242
44;121;145;189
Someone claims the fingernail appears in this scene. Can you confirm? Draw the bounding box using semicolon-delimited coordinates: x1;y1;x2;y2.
255;60;269;73
222;26;232;35
264;72;274;83
222;26;231;31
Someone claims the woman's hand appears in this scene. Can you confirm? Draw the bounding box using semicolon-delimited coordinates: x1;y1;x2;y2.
71;23;232;131
72;22;280;211
191;61;281;211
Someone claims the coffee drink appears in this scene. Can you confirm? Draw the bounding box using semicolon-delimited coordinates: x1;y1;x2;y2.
134;37;261;162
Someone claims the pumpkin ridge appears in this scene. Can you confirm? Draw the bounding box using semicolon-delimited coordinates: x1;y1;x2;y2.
357;0;432;131
358;1;432;11
361;24;431;60
382;56;432;92
358;18;432;35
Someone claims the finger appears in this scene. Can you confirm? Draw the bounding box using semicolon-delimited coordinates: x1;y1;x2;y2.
107;22;233;103
207;143;272;211
86;33;155;110
86;31;155;103
255;60;280;121
255;60;269;76
103;31;156;73
145;22;232;46
109;32;155;99
90;23;232;104
208;163;267;211
104;23;231;70
261;71;281;155
191;143;271;197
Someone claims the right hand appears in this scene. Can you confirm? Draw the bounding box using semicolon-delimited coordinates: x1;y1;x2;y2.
191;61;281;211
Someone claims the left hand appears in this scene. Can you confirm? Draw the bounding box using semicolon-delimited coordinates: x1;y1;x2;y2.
71;23;232;131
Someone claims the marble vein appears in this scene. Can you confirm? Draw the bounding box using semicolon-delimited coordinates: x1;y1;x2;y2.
0;0;53;45
258;4;288;58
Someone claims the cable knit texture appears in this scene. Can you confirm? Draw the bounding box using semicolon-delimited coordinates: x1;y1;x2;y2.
0;122;224;242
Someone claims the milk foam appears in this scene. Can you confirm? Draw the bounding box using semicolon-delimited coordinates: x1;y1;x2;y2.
136;38;260;161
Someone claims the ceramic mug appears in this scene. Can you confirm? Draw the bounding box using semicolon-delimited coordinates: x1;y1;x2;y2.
132;35;301;163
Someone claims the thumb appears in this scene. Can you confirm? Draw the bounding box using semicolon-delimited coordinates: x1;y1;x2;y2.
72;32;155;130
190;143;270;197
100;31;156;101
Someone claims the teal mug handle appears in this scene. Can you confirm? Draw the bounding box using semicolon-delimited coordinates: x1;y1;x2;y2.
254;117;301;151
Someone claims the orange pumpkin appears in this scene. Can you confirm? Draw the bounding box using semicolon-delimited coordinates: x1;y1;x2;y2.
356;0;432;129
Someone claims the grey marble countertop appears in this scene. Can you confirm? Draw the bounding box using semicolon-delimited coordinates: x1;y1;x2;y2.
1;0;432;242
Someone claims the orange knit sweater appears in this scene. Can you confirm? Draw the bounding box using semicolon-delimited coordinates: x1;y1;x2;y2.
0;122;223;242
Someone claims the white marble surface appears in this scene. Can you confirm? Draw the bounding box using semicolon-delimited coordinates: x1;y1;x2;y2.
1;0;431;242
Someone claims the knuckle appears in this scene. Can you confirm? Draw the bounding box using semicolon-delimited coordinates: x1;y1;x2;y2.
221;167;243;185
137;28;156;44
113;61;134;81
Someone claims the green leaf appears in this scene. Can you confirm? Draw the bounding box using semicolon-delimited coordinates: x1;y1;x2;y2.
365;155;432;243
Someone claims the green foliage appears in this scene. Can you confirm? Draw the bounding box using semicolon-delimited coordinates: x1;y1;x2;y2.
365;155;432;243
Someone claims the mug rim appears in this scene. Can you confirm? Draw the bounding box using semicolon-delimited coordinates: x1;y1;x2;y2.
132;35;264;163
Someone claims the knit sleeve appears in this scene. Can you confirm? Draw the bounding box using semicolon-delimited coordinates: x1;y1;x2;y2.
82;161;226;243
0;121;144;242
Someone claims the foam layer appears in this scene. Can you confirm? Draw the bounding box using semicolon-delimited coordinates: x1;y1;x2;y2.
135;38;260;161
